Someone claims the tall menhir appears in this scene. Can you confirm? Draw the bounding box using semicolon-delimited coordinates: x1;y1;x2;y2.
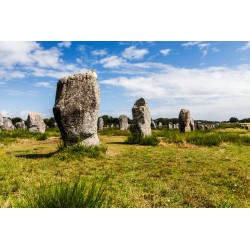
53;70;100;146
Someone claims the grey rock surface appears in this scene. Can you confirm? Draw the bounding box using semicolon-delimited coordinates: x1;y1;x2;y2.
2;118;15;130
27;112;46;133
130;97;152;137
97;117;104;130
0;113;3;128
15;121;26;130
151;120;156;129
53;70;100;146
119;115;128;130
179;109;191;132
168;122;173;130
190;118;195;131
158;122;162;129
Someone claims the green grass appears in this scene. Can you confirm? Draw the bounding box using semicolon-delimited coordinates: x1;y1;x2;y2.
57;142;107;160
13;176;110;208
0;128;249;208
98;128;130;136
154;129;250;146
126;132;160;146
0;127;60;144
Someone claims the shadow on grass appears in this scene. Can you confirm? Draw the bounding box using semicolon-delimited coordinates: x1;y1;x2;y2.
16;151;59;159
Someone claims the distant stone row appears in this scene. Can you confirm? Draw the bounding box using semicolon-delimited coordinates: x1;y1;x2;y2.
0;112;46;133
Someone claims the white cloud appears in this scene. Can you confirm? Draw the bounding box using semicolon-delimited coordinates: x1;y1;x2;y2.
33;82;53;88
100;56;125;68
212;47;220;52
122;46;149;60
181;41;202;47
0;109;11;117
160;49;171;55
101;64;250;120
238;41;250;51
58;41;71;48
92;49;108;56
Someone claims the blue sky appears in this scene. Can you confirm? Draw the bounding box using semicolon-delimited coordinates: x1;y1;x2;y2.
0;41;250;121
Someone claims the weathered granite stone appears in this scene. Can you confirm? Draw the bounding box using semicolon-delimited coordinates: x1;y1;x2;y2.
119;115;128;130
27;112;46;133
151;120;156;129
130;97;152;137
97;117;104;130
15;121;26;130
179;109;191;132
190;118;195;131
168;122;173;130
2;118;15;130
0;113;3;128
158;122;162;129
53;70;100;146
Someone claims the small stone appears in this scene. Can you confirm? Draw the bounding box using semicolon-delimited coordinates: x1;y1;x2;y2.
27;112;46;133
119;115;128;130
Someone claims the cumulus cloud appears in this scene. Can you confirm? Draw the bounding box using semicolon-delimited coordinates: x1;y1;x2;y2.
212;47;220;52
101;64;250;120
181;41;202;47
238;41;250;51
92;49;108;56
160;49;171;55
58;41;71;48
0;42;81;80
33;82;53;88
122;46;149;60
100;56;125;68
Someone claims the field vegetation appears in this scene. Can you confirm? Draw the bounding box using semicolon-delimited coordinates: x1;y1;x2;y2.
0;124;249;208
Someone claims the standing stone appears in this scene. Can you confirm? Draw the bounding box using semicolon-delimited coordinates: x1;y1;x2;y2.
15;121;26;130
27;112;46;133
179;109;191;132
97;117;104;130
168;122;173;130
53;70;100;146
151;120;156;129
158;122;162;129
119;115;128;130
2;118;15;130
130;97;152;137
0;113;3;128
190;118;195;131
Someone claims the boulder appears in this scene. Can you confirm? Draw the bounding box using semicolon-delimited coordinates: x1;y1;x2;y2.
151;120;156;129
97;117;104;130
130;97;151;137
53;70;100;146
0;113;3;128
179;109;191;132
2;118;15;130
158;122;162;129
27;112;46;133
15;121;26;130
190;118;195;131
168;122;173;130
119;115;128;130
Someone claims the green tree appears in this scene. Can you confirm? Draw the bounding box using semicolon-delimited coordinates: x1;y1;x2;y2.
229;117;239;123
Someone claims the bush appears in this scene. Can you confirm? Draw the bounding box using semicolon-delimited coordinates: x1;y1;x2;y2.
126;132;160;146
36;133;48;141
14;177;110;208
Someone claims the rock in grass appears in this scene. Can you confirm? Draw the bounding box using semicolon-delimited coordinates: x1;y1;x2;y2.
151;120;156;129
27;112;46;133
168;122;173;130
97;117;104;130
0;113;3;128
130;97;152;137
15;121;26;130
53;70;100;146
119;115;128;130
158;122;162;129
2;117;15;130
179;109;191;132
190;118;195;131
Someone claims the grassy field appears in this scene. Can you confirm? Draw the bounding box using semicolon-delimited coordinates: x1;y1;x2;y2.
0;126;249;208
